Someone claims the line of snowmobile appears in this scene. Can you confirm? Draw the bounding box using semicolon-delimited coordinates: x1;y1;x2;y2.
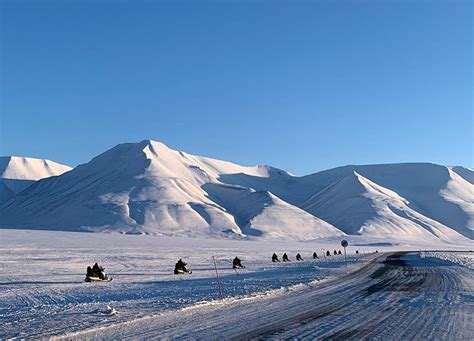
85;250;363;282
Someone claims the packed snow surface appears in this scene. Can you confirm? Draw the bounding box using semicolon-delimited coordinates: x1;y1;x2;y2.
0;140;472;242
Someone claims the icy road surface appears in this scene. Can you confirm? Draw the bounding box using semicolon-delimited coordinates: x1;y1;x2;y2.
64;252;474;340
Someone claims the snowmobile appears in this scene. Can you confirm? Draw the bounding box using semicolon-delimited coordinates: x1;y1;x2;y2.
85;264;112;282
282;253;290;262
334;250;338;255
296;253;303;261
326;250;331;257
313;252;318;259
272;253;280;262
174;259;192;274
232;257;245;269
338;250;342;255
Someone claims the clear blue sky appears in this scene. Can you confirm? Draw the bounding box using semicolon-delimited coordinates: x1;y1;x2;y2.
1;0;472;175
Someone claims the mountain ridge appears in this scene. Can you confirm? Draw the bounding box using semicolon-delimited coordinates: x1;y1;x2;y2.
0;156;72;202
0;140;472;242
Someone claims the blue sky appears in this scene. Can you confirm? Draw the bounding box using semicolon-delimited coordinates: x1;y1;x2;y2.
1;0;472;175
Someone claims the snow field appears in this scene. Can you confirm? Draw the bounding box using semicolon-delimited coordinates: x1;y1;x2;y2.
421;251;474;269
0;229;387;339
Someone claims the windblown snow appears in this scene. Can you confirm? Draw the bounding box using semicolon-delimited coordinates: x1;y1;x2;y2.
0;140;472;243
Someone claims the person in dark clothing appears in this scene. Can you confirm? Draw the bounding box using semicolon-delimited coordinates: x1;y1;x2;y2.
174;259;189;274
313;252;318;259
92;263;106;280
296;253;303;261
233;256;244;269
326;250;331;257
282;253;290;262
356;250;359;254
338;250;342;255
85;262;108;282
272;253;280;262
334;250;338;255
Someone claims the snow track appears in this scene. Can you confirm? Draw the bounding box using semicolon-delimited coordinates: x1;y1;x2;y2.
63;252;473;340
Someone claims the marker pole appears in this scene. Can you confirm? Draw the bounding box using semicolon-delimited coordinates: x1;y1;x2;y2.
212;255;224;299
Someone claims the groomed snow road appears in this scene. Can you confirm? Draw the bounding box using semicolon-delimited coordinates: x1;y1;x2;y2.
62;252;473;340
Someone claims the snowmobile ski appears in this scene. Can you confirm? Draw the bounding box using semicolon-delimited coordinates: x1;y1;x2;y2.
85;276;113;282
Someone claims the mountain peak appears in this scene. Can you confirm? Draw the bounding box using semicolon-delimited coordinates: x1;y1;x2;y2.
0;156;72;180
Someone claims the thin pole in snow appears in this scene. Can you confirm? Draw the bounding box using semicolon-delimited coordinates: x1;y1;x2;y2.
344;247;347;267
212;255;224;299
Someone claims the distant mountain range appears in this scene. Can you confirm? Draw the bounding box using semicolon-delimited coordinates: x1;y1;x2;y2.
0;156;72;203
1;140;472;242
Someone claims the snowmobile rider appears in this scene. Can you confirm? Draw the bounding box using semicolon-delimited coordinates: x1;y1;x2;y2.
338;250;342;255
326;250;331;257
174;259;189;274
313;252;318;259
86;266;94;277
282;253;290;262
92;262;106;280
296;253;303;261
233;256;244;269
334;250;338;255
272;253;280;262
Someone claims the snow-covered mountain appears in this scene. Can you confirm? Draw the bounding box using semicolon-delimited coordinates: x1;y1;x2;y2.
0;140;472;242
0;141;342;240
0;156;72;202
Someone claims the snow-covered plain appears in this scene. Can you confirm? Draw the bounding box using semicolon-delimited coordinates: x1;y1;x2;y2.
422;251;474;269
0;229;471;339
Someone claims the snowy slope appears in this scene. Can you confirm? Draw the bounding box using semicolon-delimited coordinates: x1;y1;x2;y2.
0;156;72;180
295;164;473;240
0;156;72;201
0;141;472;242
301;171;466;242
216;163;473;241
451;166;474;184
0;141;340;240
203;183;342;239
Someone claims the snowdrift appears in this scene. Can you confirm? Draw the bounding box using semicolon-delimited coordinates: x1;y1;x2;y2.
0;140;472;242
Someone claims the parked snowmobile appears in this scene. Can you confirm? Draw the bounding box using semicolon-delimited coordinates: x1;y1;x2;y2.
282;253;290;262
174;259;191;274
272;253;280;262
85;263;112;282
296;253;303;261
233;256;244;269
313;252;318;259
